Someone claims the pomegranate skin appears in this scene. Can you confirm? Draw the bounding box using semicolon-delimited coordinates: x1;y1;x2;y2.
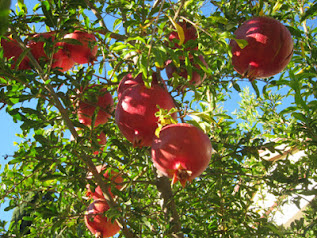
151;123;212;187
115;84;176;147
63;31;98;64
86;165;123;199
27;32;75;72
117;73;143;100
84;199;121;238
1;38;31;70
230;16;293;80
117;73;166;100
77;85;114;127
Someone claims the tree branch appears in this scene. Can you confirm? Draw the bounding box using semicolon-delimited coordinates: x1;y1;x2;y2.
155;171;184;238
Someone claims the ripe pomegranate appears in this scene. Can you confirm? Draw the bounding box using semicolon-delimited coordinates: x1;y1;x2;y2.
165;55;208;87
229;16;293;80
117;73;143;100
169;21;198;50
117;72;166;100
1;37;30;70
63;30;98;64
77;85;114;127
151;123;212;187
27;32;75;72
115;84;176;147
84;199;121;238
86;165;123;199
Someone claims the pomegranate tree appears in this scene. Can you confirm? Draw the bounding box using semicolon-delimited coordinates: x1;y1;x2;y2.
77;85;114;127
115;84;176;147
86;165;123;199
151;123;212;187
62;30;98;64
229;16;293;80
84;199;121;238
1;37;30;70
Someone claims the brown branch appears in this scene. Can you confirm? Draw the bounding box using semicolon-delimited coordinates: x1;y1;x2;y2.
155;171;184;238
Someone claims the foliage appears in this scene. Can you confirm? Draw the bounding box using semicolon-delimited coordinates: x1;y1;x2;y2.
0;0;317;237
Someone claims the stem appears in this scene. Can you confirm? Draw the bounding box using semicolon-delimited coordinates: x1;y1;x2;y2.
155;171;184;238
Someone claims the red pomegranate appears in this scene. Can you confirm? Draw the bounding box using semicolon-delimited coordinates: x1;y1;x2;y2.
27;32;75;72
63;30;98;64
229;16;293;80
117;72;166;100
84;199;121;238
115;84;176;147
86;165;123;199
151;123;212;187
169;21;198;50
77;85;114;127
165;55;208;87
117;73;143;100
1;37;30;70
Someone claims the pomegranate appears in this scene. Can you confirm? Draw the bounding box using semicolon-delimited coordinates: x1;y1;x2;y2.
84;199;121;238
63;30;98;64
168;21;198;50
1;37;30;70
117;72;165;100
77;85;114;127
229;16;293;80
27;32;75;72
115;84;176;147
165;55;208;87
117;73;143;100
151;123;212;187
86;165;123;200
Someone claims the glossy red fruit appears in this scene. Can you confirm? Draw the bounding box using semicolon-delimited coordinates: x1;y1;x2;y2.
1;38;30;70
117;73;143;100
151;123;212;187
84;199;121;238
63;30;98;64
169;21;198;50
27;32;75;72
86;165;123;199
115;84;176;147
117;73;166;100
77;85;114;127
166;55;208;87
229;16;293;80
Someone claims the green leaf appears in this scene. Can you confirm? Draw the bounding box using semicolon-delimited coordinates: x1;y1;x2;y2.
300;3;317;22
